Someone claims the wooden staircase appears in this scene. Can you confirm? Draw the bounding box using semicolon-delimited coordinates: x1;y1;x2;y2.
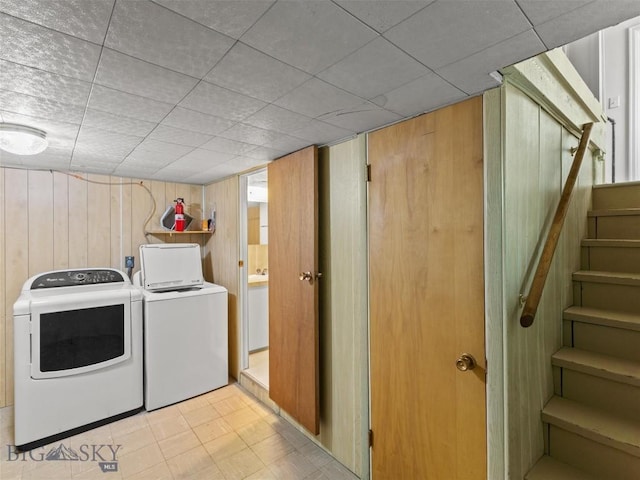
526;182;640;480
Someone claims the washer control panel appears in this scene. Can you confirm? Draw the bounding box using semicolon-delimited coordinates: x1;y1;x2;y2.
31;269;125;289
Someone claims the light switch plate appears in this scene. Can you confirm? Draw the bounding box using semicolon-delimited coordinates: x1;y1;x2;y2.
608;96;621;109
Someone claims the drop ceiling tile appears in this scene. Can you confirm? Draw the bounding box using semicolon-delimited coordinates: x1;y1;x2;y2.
243;145;287;161
200;137;259;155
105;1;234;78
70;151;123;165
199;156;269;180
95;48;199;104
334;0;433;33
219;123;281;146
263;133;311;153
37;159;75;171
154;170;207;183
288;119;354;144
161;107;236;136
319;102;402;133
113;164;161;178
42;148;75;165
0;146;73;163
274;78;365;119
317;36;429;100
179;82;267;121
133;138;195;157
240;0;377;74
83;109;157;137
0;0;115;43
204;42;311;103
118;154;169;169
384;0;531;69
157;160;232;182
154;170;200;183
0;60;92;107
0;13;102;81
0;89;85;124
0;146;73;169
184;170;226;185
153;169;200;184
243;105;314;135
87;85;174;123
72;150;125;166
154;0;275;39
228;156;271;171
515;0;595;26
148;125;213;147
75;125;143;158
534;1;640;48
371;72;467;117
126;138;194;166
437;30;545;94
171;148;236;167
153;164;198;176
0;110;80;149
0;151;24;168
68;163;117;175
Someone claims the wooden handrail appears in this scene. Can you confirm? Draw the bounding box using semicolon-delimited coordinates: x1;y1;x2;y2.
520;122;594;328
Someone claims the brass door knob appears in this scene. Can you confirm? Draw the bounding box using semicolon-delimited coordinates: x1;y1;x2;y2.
299;272;313;282
299;271;322;284
456;353;476;372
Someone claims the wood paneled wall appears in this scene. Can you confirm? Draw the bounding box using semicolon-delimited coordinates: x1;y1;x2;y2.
318;135;368;477
0;168;205;408
203;176;240;378
485;82;601;479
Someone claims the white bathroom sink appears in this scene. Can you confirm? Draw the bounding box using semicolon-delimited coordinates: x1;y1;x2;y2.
249;274;268;283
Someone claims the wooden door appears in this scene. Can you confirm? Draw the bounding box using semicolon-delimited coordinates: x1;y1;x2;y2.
268;146;320;434
368;97;486;479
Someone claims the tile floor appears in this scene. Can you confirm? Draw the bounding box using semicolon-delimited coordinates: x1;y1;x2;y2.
245;350;269;389
0;383;359;480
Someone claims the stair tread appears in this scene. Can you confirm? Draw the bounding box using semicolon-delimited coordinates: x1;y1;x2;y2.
525;456;600;480
552;347;640;386
542;397;640;457
582;239;640;248
588;207;640;217
572;270;640;286
593;180;640;189
564;306;640;331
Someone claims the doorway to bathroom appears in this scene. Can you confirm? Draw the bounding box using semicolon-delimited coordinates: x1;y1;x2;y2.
240;168;269;389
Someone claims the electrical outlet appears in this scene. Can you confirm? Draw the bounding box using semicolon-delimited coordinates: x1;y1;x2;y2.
125;256;135;268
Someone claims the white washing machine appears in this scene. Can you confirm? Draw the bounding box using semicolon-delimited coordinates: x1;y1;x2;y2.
13;269;143;451
135;243;228;411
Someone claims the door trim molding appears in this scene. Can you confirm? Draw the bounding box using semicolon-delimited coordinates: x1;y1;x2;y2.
630;25;640;180
483;87;507;480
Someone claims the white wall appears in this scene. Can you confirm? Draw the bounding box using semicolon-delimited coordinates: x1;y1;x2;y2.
603;16;640;182
564;32;601;100
565;16;640;183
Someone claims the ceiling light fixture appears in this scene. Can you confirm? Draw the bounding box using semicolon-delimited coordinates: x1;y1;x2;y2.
0;123;48;155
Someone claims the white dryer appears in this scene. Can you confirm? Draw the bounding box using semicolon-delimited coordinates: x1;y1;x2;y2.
135;243;228;411
13;269;143;450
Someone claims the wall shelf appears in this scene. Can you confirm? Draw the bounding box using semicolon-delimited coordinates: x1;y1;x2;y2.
147;230;213;236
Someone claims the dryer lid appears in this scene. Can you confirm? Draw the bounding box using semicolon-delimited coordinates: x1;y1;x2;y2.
139;243;204;291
